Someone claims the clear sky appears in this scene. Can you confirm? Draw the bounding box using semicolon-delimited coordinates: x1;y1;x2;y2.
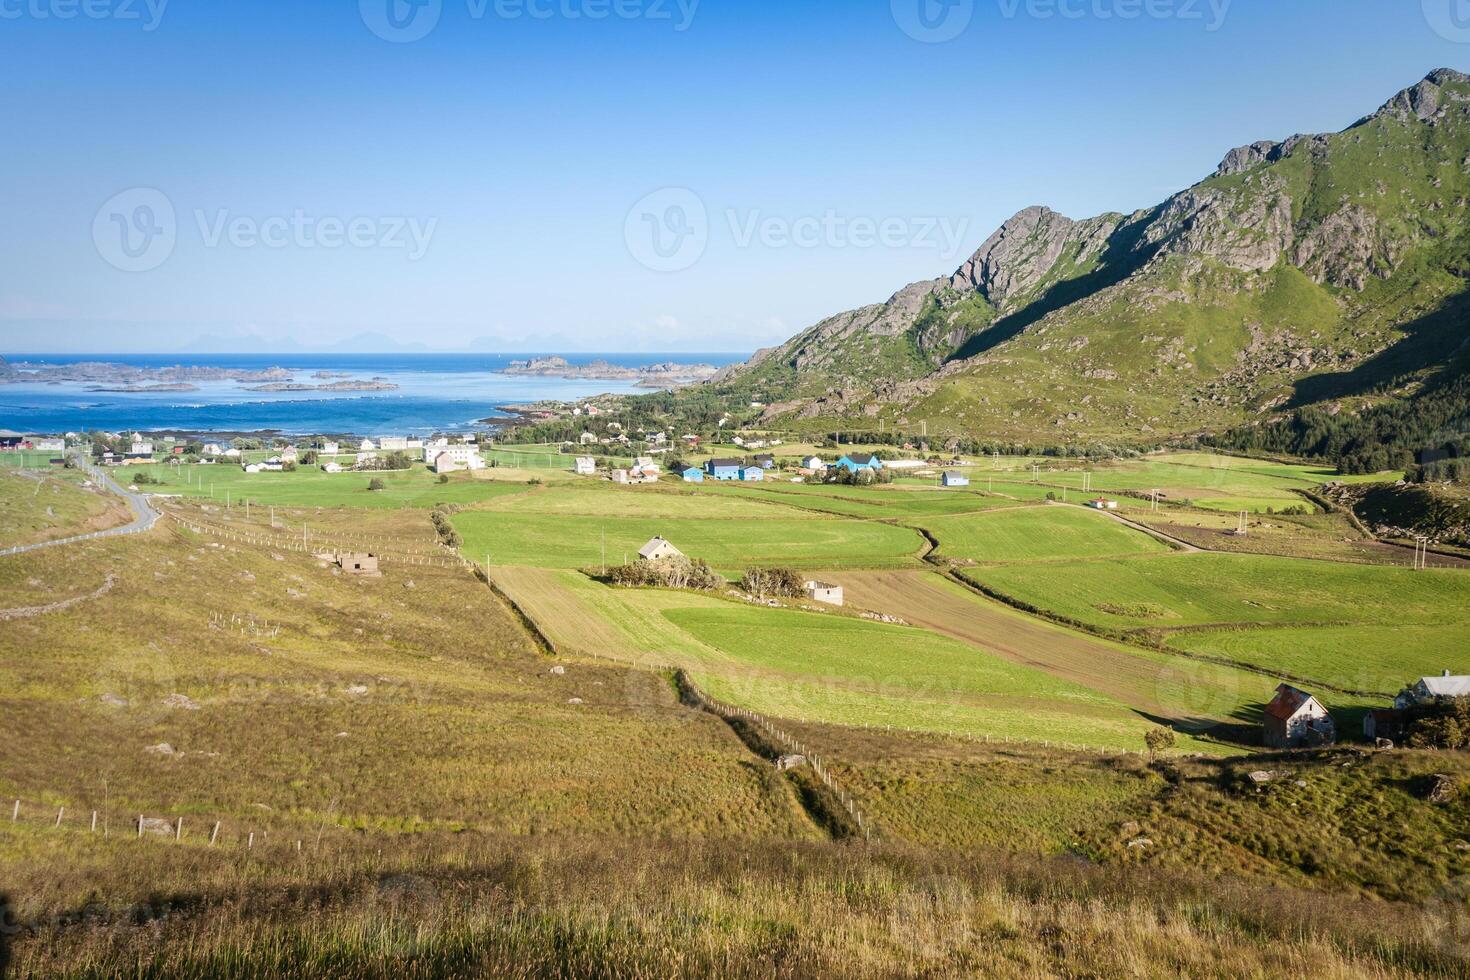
0;0;1464;354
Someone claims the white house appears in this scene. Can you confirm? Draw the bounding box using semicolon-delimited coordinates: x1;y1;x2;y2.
321;462;344;474
360;439;376;452
223;448;241;459
942;471;970;488
1395;671;1470;709
638;537;683;562
1087;498;1120;511
579;432;599;445
804;581;844;607
321;441;340;456
1263;684;1336;749
203;443;224;457
380;437;410;452
428;446;486;473
574;457;598;476
885;459;927;471
36;438;65;453
801;456;824;471
279;445;298;461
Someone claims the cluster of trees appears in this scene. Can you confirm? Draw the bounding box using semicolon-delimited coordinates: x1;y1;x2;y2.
1210;373;1470;482
356;451;415;472
824;467;893;487
607;555;724;591
737;567;806;600
1405;697;1470;750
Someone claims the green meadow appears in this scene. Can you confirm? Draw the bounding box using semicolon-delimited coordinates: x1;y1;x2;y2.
123;460;538;509
459;511;924;571
924;504;1173;564
965;552;1470;632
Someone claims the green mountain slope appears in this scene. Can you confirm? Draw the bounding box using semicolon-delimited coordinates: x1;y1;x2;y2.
708;69;1470;446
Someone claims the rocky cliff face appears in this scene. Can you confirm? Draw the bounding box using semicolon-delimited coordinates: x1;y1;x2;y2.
723;69;1470;440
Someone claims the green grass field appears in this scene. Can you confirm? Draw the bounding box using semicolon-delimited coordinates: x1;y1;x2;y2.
924;504;1173;564
123;460;540;509
1168;623;1470;696
966;552;1470;633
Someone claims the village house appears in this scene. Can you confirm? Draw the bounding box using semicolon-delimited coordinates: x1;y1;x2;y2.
203;443;224;457
321;441;340;456
35;437;65;453
1363;709;1406;742
580;431;599;445
942;471;970;488
321;462;344;474
574;456;598;475
244;461;284;474
428;446;486;473
834;453;883;475
379;437;410;452
1263;684;1337;749
223;447;242;459
801;455;824;471
884;459;927;471
682;466;705;483
740;465;765;482
278;445;298;462
804;581;844;607
753;454;776;470
705;458;744;481
359;439;376;452
638;537;683;562
1087;498;1121;511
1395;670;1470;709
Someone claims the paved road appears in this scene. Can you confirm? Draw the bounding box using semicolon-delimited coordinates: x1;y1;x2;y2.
0;455;161;558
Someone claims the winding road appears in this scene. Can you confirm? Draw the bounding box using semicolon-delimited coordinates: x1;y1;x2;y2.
0;455;161;558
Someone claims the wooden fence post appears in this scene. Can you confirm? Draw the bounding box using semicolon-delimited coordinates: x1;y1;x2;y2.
210;821;221;846
55;806;64;828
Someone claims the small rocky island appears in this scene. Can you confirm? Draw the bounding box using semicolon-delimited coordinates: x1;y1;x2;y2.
0;359;398;393
245;378;399;392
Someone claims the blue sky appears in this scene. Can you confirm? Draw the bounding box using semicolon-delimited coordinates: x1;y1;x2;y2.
0;0;1464;354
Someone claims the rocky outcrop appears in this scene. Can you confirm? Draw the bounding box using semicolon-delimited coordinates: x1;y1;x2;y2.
947;206;1124;312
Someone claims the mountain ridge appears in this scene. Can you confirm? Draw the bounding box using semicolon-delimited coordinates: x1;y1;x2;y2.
712;68;1470;445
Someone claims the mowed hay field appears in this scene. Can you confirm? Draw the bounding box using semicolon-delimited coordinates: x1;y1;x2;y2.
831;571;1266;736
456;483;926;571
0;463;128;548
923;504;1173;564
491;566;1215;752
0;514;820;845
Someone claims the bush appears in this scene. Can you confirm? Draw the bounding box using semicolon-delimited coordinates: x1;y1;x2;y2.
1145;727;1177;761
738;567;806;600
1407;697;1470;750
438;473;449;484
368;478;386;492
608;555;723;591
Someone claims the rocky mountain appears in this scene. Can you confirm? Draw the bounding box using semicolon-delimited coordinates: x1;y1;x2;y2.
716;69;1470;444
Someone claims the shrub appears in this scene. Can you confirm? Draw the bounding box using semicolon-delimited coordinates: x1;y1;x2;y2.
608;555;723;591
1407;697;1470;750
1145;727;1177;761
438;474;449;484
368;478;386;492
738;567;806;600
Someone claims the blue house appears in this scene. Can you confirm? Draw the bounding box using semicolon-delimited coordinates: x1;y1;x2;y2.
835;453;883;474
682;467;705;483
753;454;776;470
740;466;765;482
705;458;744;481
942;471;970;488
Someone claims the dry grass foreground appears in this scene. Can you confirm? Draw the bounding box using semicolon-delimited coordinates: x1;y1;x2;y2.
5;834;1469;979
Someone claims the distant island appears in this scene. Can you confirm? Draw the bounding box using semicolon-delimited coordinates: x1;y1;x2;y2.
85;383;201;393
500;356;718;387
246;379;399;392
